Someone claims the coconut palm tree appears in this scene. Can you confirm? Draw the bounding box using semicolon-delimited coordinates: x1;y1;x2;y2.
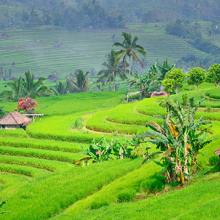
97;50;127;91
67;69;89;92
22;71;49;98
6;71;50;100
113;32;146;74
7;77;24;100
54;81;68;95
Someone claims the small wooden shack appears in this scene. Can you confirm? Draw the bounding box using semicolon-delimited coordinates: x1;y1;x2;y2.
0;112;32;129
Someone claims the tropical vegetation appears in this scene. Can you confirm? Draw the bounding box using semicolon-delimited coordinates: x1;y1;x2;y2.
114;32;146;74
5;71;50;100
97;50;126;91
143;96;211;184
187;67;206;87
162;68;185;94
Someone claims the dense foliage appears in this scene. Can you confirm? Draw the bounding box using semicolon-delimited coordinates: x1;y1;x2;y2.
84;138;134;163
129;71;160;98
5;71;50;100
162;68;185;94
207;64;220;86
2;0;220;29
187;67;206;87
0;0;124;29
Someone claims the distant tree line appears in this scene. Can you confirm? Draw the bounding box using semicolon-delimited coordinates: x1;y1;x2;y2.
177;54;220;70
166;20;220;69
2;0;220;29
166;20;220;55
0;0;124;29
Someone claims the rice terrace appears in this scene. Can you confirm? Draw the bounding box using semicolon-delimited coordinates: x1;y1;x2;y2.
0;1;220;220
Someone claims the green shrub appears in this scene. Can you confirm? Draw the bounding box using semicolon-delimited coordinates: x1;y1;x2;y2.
187;67;206;87
73;118;84;129
117;189;136;203
207;64;220;86
162;68;185;93
209;156;220;166
85;138;135;163
90;201;109;210
140;175;165;194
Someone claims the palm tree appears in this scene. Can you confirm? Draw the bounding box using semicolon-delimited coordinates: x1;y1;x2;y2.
6;71;50;100
54;81;68;95
129;71;160;98
22;71;49;97
113;32;146;74
67;69;89;92
7;77;24;100
97;50;127;91
157;60;174;80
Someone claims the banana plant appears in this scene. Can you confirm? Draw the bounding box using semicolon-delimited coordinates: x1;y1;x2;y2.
143;96;211;184
86;138;112;163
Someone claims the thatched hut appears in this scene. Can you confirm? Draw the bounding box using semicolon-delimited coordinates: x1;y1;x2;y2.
0;112;32;129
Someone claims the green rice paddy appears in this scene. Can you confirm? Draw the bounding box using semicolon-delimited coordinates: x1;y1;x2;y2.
0;83;219;219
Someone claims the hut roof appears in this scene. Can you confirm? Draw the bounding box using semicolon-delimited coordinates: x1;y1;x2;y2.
151;91;168;97
215;149;220;156
0;112;31;126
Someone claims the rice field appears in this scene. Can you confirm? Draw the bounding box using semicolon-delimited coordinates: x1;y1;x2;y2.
0;23;206;77
0;83;219;219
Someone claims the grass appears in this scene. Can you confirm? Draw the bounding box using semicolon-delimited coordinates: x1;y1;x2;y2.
0;159;141;220
52;161;161;220
73;173;220;220
205;88;220;99
0;154;72;172
0;173;30;200
0;163;34;177
0;145;84;163
0;136;87;153
86;110;146;135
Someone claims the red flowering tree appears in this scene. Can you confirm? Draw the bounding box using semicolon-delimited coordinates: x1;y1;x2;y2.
17;97;38;113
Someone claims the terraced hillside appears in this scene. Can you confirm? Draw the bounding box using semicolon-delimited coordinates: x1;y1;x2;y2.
0;84;219;219
0;23;206;77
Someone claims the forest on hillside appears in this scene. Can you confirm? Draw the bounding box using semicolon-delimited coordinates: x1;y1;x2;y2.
1;0;220;29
